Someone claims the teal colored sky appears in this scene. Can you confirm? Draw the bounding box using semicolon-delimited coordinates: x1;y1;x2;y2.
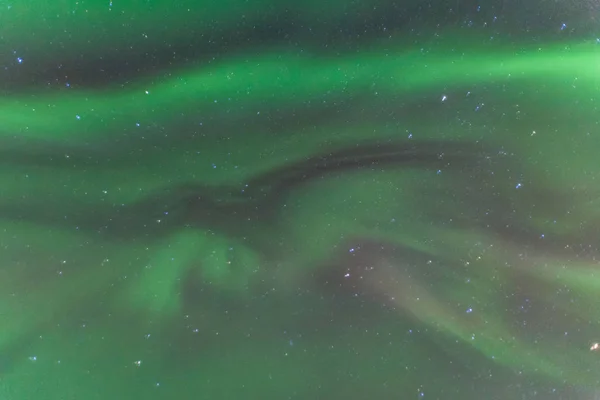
2;1;600;399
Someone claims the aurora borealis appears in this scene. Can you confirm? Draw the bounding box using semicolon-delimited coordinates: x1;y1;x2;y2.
2;1;600;399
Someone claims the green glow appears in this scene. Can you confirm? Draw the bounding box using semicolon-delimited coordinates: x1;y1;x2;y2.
2;2;600;398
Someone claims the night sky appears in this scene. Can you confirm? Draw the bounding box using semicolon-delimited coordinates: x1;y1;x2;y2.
2;1;600;399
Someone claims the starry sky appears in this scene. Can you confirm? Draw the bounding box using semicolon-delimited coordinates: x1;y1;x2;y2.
2;1;600;399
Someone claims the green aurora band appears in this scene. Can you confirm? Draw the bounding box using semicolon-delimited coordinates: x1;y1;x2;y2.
2;1;600;399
